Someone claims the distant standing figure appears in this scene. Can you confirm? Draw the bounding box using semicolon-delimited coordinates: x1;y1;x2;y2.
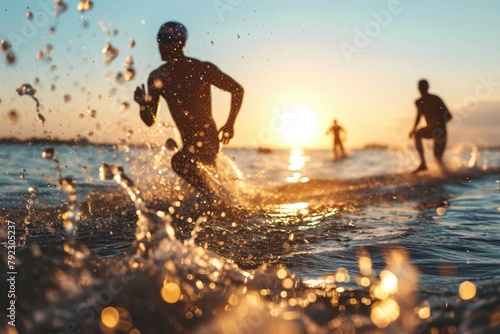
409;79;452;173
326;119;347;159
134;21;244;196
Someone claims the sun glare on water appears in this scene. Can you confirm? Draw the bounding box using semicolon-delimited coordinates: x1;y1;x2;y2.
280;106;319;146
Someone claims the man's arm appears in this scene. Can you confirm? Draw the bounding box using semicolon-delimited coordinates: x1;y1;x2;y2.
204;62;244;144
409;102;422;138
134;74;160;127
439;97;452;123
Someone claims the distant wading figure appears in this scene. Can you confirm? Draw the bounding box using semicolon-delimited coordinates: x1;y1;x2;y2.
134;21;244;196
326;119;347;159
409;79;452;173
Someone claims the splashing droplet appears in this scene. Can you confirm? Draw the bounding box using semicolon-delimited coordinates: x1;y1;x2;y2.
102;42;120;64
5;51;16;64
77;0;93;12
55;0;68;16
123;68;135;81
123;56;134;67
87;108;97;118
16;83;36;97
0;39;12;52
17;83;44;122
8;110;19;124
120;102;130;111
36;113;45;125
42;147;56;159
44;44;53;54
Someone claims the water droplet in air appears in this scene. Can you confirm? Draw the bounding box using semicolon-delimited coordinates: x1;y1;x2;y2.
120;102;130;111
107;29;118;37
102;42;120;64
5;51;16;64
124;68;135;81
8;110;19;124
36;113;45;125
58;176;76;192
42;147;56;159
55;0;68;16
0;39;12;52
77;0;93;12
123;56;134;67
17;83;36;97
436;207;447;216
87;108;97;118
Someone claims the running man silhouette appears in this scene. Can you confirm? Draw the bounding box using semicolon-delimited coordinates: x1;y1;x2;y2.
326;119;347;159
409;79;452;173
134;21;244;195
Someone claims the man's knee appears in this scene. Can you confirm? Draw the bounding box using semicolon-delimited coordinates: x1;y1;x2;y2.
432;128;446;144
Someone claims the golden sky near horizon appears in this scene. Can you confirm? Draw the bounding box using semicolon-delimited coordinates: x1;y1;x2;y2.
1;1;500;149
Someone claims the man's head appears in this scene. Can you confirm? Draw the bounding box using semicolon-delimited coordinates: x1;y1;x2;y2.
157;21;188;60
418;79;429;95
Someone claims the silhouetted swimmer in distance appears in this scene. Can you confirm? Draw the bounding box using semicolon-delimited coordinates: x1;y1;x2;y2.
134;21;244;196
409;79;452;173
326;119;347;159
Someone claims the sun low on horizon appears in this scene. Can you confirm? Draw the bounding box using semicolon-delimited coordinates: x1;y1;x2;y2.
278;106;319;147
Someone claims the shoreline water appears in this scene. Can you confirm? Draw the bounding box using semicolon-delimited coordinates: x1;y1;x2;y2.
1;143;499;333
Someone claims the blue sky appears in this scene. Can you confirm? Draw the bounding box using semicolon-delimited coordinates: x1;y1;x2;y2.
1;0;500;148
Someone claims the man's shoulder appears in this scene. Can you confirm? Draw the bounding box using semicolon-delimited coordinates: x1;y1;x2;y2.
428;93;443;101
185;57;216;68
416;94;443;104
150;63;170;77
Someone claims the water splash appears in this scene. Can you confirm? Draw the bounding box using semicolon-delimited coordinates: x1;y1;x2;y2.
0;39;11;52
102;42;120;64
16;83;45;124
56;177;89;264
42;147;62;179
56;178;79;244
99;163;175;262
77;0;94;12
18;187;37;247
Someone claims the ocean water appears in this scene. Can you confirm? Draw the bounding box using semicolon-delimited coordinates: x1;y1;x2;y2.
1;142;499;334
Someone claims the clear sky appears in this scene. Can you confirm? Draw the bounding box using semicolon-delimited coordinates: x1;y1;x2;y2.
1;0;500;149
